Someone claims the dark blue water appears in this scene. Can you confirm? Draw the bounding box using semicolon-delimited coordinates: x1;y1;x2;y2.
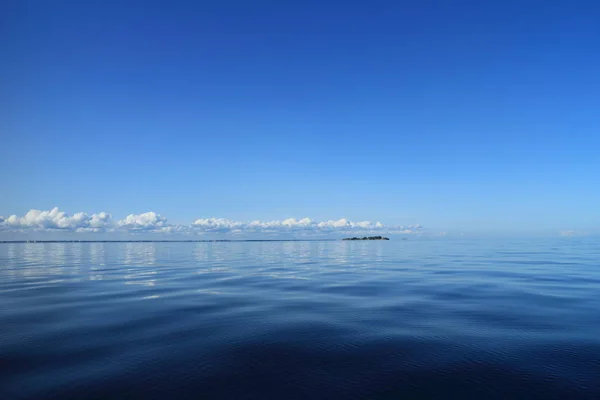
1;239;599;399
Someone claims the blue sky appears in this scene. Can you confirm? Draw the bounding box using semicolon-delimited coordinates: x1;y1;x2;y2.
2;0;599;237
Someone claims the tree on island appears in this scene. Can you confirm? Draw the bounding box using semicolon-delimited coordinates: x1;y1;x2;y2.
342;236;390;241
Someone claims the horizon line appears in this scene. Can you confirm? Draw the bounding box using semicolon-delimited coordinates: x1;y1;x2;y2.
0;239;375;244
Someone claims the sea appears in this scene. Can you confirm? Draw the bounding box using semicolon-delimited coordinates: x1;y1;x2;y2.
1;238;599;399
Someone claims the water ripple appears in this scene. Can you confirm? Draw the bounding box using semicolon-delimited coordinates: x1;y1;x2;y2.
1;239;599;399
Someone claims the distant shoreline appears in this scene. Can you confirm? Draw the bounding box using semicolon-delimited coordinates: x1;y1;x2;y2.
1;239;347;244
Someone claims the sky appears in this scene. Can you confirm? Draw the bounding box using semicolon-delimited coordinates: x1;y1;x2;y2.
2;0;599;238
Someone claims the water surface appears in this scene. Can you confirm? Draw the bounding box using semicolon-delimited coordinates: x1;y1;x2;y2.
1;239;599;399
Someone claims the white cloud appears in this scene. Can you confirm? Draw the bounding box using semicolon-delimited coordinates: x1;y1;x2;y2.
0;208;423;236
1;207;113;232
89;212;112;228
192;218;244;232
117;212;168;231
315;218;383;230
192;216;421;235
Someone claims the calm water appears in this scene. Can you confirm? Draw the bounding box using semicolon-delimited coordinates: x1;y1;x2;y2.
1;239;599;399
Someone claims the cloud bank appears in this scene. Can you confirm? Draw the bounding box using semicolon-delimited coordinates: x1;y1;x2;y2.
191;217;389;232
0;208;423;236
1;208;113;233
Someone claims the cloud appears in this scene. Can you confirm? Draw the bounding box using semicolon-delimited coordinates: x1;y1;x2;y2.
1;207;113;232
192;217;422;235
192;218;244;232
0;208;423;236
117;212;169;231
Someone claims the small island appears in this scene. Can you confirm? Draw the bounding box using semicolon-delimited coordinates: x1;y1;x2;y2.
343;236;390;241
